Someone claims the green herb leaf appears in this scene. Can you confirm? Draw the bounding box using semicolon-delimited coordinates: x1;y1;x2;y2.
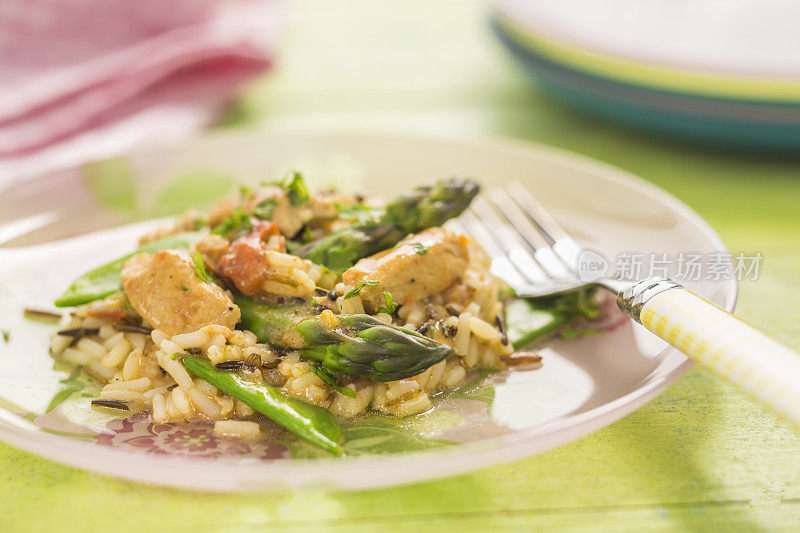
411;242;428;255
45;368;84;413
309;362;356;398
180;285;189;292
301;226;314;243
252;197;278;220
191;251;215;284
335;203;380;223
343;280;379;299
376;292;398;314
280;171;310;205
210;208;252;240
1;329;9;343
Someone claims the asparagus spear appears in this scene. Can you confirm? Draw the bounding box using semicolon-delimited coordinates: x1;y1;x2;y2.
235;296;313;349
182;356;343;454
295;178;480;271
298;314;453;381
235;296;453;381
55;231;203;307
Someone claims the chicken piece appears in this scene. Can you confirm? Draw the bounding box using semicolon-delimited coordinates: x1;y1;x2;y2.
121;249;240;335
194;233;231;273
342;228;469;311
217;220;320;298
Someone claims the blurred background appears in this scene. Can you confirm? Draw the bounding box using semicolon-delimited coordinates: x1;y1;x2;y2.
3;0;798;253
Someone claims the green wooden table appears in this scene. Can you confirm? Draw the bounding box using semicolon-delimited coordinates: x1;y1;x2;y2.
3;2;800;531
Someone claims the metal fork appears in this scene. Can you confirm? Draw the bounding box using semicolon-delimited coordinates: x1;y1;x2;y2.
456;181;800;427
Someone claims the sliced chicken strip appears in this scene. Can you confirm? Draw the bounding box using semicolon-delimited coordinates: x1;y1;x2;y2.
121;249;240;335
342;228;469;312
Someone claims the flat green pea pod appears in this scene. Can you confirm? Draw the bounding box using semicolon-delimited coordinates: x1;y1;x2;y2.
505;289;602;349
182;356;344;454
505;299;569;350
54;231;203;307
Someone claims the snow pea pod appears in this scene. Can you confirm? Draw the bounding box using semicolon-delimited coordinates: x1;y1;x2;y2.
182;355;343;454
505;289;602;349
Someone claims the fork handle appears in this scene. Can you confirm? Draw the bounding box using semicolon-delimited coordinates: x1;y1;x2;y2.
619;279;800;426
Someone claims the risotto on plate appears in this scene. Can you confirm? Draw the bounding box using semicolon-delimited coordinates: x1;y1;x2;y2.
48;174;601;453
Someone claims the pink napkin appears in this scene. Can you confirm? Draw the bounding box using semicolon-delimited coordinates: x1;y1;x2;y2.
0;0;284;180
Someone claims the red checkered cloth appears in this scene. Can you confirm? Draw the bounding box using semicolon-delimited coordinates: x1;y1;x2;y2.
0;0;284;180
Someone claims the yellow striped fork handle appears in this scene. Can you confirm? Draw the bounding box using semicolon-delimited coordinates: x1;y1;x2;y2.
636;286;800;425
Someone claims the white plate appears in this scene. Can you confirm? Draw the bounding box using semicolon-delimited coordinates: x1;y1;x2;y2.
0;131;735;491
493;0;800;77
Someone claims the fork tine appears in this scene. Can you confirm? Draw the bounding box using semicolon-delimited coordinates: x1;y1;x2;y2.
505;182;584;272
487;187;573;279
469;196;550;284
453;212;529;289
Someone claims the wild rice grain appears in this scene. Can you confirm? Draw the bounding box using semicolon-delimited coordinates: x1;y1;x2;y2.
113;324;153;335
91;399;130;411
57;327;100;337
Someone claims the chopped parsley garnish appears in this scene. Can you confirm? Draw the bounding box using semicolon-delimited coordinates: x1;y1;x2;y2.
376;292;399;314
252;197;278;220
335;203;380;223
343;280;379;299
267;170;311;206
411;242;428;255
191;252;215;284
281;171;310;205
180;285;189;292
309;362;356;398
1;329;9;343
210;208;252;240
302;226;313;243
284;239;302;254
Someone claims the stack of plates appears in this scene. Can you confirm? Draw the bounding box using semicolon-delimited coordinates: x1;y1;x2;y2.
491;0;800;150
